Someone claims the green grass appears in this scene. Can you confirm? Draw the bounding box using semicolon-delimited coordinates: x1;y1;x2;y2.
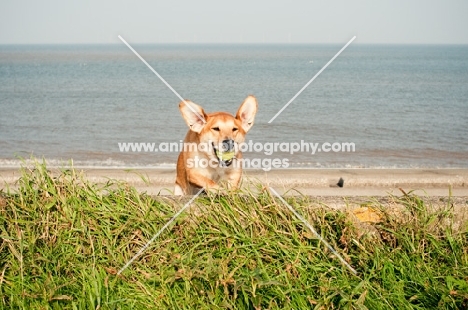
1;162;467;309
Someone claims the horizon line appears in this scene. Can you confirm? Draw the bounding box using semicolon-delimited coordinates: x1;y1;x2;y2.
1;42;468;46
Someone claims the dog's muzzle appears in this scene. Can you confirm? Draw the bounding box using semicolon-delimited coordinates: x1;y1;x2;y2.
213;139;236;167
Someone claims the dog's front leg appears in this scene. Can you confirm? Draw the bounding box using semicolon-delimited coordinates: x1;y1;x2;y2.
187;173;220;192
225;170;242;190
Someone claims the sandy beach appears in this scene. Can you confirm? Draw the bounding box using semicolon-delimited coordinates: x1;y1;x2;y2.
1;167;467;197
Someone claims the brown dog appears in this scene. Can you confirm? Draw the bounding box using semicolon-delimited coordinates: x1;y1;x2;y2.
175;95;258;195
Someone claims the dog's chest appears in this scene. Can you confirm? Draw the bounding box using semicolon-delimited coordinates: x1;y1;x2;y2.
194;164;237;183
208;166;229;182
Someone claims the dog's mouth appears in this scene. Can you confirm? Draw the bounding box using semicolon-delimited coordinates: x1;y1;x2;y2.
212;142;235;167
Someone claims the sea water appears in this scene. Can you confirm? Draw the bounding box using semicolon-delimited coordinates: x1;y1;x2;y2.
0;44;467;168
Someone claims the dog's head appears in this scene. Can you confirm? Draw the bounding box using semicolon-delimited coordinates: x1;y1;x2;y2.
179;95;258;166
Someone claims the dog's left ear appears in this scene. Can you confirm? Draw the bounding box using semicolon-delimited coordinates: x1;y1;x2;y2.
179;100;207;133
236;95;258;133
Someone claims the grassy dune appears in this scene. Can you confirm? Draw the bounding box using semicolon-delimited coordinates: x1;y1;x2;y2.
1;163;467;309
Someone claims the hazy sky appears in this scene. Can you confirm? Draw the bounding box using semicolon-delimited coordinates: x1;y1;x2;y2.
1;0;467;45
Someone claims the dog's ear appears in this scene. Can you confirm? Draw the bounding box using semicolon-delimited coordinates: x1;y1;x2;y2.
179;100;207;133
236;95;258;133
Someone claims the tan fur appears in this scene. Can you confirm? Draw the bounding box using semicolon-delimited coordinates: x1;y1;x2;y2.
175;95;258;195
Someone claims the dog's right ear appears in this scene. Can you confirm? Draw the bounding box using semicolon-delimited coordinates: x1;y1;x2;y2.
179;100;207;133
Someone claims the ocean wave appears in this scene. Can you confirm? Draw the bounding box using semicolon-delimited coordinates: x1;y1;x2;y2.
0;158;457;170
0;158;177;169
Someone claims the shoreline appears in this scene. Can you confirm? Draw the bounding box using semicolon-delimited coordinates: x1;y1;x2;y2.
1;167;467;197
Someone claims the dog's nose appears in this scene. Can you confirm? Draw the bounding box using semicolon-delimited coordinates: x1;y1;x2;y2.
222;139;235;152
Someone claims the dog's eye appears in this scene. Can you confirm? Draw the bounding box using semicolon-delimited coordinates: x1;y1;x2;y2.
232;128;238;132
212;127;220;131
